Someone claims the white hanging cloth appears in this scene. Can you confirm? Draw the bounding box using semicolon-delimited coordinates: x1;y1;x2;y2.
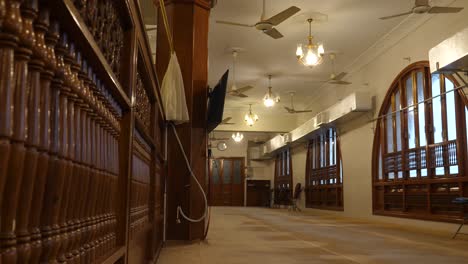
161;53;189;124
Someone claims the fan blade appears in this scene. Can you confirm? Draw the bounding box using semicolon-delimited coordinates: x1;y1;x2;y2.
222;117;232;123
265;6;301;26
379;11;412;20
415;0;429;6
293;110;313;113
284;106;294;112
236;85;253;93
330;80;352;85
216;20;254;27
263;28;283;39
237;93;249;98
429;6;463;14
333;72;347;81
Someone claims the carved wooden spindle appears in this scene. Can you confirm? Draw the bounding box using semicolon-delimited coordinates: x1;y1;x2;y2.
32;13;58;264
85;0;97;35
0;1;22;262
59;40;81;263
0;0;6;26
73;0;87;16
88;116;98;261
38;22;62;264
8;1;36;261
7;0;34;262
74;55;89;262
55;32;72;264
97;123;106;258
102;115;111;254
62;47;81;263
80;65;94;263
25;8;52;264
93;121;103;259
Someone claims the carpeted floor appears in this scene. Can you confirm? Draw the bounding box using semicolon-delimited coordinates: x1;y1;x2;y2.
157;207;468;264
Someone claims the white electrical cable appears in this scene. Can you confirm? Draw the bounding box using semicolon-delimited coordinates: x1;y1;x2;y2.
170;122;208;223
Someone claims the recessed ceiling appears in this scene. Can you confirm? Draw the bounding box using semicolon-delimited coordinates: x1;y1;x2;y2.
208;0;417;113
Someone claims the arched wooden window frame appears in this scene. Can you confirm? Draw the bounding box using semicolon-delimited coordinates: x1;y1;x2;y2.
305;127;343;211
274;148;293;205
372;61;468;222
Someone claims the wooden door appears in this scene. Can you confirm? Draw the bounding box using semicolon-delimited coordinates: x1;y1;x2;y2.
209;158;244;206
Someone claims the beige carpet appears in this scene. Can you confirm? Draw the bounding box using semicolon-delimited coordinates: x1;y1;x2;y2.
158;207;468;264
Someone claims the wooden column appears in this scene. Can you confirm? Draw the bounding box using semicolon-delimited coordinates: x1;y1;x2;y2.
156;0;210;240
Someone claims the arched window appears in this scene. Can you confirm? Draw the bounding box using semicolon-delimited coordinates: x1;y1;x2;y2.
372;61;468;222
274;148;293;205
305;127;343;210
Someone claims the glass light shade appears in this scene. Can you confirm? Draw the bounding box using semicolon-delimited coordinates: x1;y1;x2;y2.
296;44;303;57
232;132;244;142
263;89;280;108
263;97;275;107
244;113;258;127
317;43;325;55
305;48;318;66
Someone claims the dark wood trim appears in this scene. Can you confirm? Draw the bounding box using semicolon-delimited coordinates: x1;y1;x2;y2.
273;148;293;205
372;61;468;223
52;0;132;110
305;128;343;211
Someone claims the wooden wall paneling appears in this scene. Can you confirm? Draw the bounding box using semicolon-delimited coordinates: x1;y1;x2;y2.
0;1;23;262
118;109;134;264
117;25;136;264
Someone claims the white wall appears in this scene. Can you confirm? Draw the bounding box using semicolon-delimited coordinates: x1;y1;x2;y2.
215;109;298;133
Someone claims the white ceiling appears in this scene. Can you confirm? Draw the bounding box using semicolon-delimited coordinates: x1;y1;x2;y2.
208;0;421;113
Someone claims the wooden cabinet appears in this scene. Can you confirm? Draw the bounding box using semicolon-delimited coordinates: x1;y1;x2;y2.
209;158;245;206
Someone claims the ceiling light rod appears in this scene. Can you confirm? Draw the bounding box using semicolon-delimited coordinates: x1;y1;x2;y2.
232;50;237;88
296;18;325;67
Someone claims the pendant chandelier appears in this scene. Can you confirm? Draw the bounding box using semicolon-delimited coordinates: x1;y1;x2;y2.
296;18;325;67
231;132;244;142
244;104;259;126
263;75;280;107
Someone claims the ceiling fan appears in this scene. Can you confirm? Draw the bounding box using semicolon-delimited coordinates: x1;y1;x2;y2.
216;0;301;39
284;92;312;114
220;117;235;125
227;50;253;98
307;53;351;85
379;0;463;20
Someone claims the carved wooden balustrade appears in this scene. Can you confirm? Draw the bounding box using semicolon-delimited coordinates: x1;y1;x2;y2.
0;0;166;263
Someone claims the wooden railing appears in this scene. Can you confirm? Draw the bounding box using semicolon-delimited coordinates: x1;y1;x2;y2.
305;165;343;210
0;0;165;263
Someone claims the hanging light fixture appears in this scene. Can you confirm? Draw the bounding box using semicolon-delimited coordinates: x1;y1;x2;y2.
244;104;259;126
296;18;325;67
231;132;244;142
263;75;280;107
